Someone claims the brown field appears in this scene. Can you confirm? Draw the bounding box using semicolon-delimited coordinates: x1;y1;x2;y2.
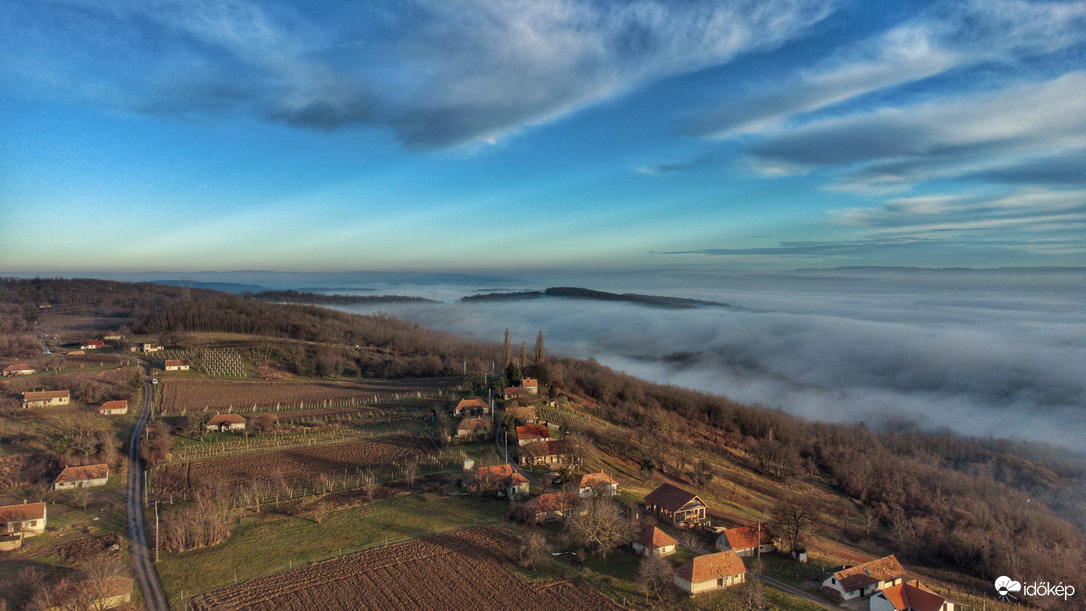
158;378;458;414
189;527;619;611
152;436;431;498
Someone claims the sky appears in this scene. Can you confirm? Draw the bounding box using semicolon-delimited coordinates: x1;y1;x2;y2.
2;0;1086;273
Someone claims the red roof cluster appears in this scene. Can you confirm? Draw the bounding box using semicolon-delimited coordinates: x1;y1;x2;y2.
833;555;905;592
674;551;746;584
515;424;550;442
879;581;952;611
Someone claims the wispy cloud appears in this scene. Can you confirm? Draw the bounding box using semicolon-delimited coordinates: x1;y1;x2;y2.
0;0;832;148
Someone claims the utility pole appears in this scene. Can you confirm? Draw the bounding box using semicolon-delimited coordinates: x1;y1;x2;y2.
155;500;160;562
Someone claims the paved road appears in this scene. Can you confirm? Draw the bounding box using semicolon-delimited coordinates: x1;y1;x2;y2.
756;573;839;610
126;369;169;611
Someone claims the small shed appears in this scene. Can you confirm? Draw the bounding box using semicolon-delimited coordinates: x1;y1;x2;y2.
206;414;246;432
98;400;129;416
54;464;109;490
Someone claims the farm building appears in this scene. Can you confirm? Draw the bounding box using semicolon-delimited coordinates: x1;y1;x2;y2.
164;359;190;371
715;523;775;557
207;414;247;432
519;378;539;394
644;483;708;527
54;464;109;490
22;390;70;408
103;332;123;340
505;404;541;424
3;363;35;376
456;417;491;438
673;551;747;594
632;520;678;557
474;464;530;500
0;502;47;551
502;386;526;400
823;555;906;601
515;424;550;446
81;339;105;350
453;398;488;417
141;343;163;353
577;472;618;497
522;491;580;524
98;400;129;416
519;439;574;467
870;580;958;611
43;575;132;610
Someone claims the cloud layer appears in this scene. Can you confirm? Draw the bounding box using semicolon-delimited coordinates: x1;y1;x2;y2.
0;0;830;148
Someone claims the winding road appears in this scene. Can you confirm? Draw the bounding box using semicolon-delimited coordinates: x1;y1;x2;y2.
126;368;169;611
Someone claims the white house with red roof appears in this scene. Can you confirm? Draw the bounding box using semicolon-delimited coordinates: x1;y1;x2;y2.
870;580;958;611
577;472;618;497
0;501;47;550
98;400;128;416
632;520;678;557
715;523;775;557
3;363;36;377
81;339;105;350
54;464;109;490
673;550;746;594
823;555;906;601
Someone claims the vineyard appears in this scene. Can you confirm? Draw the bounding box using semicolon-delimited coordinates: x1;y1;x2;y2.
151;436;435;500
189;527;620;610
157;378;458;415
157;348;247;377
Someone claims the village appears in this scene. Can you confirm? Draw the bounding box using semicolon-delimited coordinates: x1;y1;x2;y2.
1;279;1066;611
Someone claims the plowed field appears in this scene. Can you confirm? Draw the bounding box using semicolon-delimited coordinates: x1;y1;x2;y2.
152;436;429;498
189;527;620;610
158;378;457;414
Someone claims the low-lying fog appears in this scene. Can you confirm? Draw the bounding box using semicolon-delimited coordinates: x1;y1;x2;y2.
323;268;1085;449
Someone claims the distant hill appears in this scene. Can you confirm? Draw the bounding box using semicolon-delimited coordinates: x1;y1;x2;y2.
152;280;269;294
461;286;730;309
249;290;436;305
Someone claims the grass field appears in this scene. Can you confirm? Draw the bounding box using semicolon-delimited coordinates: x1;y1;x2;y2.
156;493;511;607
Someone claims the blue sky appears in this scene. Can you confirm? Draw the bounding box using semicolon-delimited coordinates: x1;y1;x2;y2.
2;0;1085;273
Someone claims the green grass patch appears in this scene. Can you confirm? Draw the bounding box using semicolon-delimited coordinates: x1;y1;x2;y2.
156;493;510;605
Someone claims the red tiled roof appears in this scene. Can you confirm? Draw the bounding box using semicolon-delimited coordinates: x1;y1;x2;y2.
524;439;569;458
644;483;701;512
82;340;105;348
833;555;905;593
164;359;187;367
506;406;537;420
635;520;678;549
524;491;579;514
457;417;490;432
578;472;617;489
208;414;246;425
675;551;746;584
503;386;527;398
520;378;538;387
99;400;128;412
516;424;550;441
722;524;773;551
477;464;529;486
455;398;487;411
23;390;69;401
3;364;32;372
0;501;46;522
879;581;949;611
55;464;109;484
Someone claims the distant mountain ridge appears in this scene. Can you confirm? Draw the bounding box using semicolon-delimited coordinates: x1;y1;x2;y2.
462;286;730;309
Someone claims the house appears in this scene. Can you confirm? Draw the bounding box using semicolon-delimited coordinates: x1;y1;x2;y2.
0;501;47;551
453;398;489;417
3;363;35;377
456;417;492;438
515;424;550;445
141;343;163;353
522;491;580;524
506;405;542;424
823;555;906;601
871;580;958;611
503;386;528;400
22;390;70;408
206;414;246;432
475;464;530;500
519;439;574;467
644;483;708;527
164;359;190;371
98;400;129;416
103;332;122;341
54;464;109;490
673;551;747;595
632;520;679;557
577;472;618;498
715;523;775;557
81;339;105;350
520;378;539;394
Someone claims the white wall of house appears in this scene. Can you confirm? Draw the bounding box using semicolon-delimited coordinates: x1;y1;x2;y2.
869;593;897;611
823;577;863;600
55;476;108;490
674;573;744;595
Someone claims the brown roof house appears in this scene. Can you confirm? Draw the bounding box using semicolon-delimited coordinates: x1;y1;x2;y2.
23;390;70;408
54;464;109;490
522;491;580;524
0;501;47;551
456;417;492;439
502;386;528;401
474;464;530;501
505;404;542;424
715;523;775;557
164;359;190;371
644;483;708;527
519;439;574;467
81;339;105;350
515;424;550;445
673;551;747;595
823;555;906;601
577;472;619;498
98;400;129;416
206;414;246;432
871;580;958;611
632;520;679;557
3;363;36;377
453;398;489;417
519;378;539;394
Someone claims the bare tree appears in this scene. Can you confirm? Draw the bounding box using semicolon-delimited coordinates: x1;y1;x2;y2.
691;459;714;488
771;495;822;552
72;487;91;512
80;556;126;611
563;496;632;559
517;532;549;569
637;554;674;602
